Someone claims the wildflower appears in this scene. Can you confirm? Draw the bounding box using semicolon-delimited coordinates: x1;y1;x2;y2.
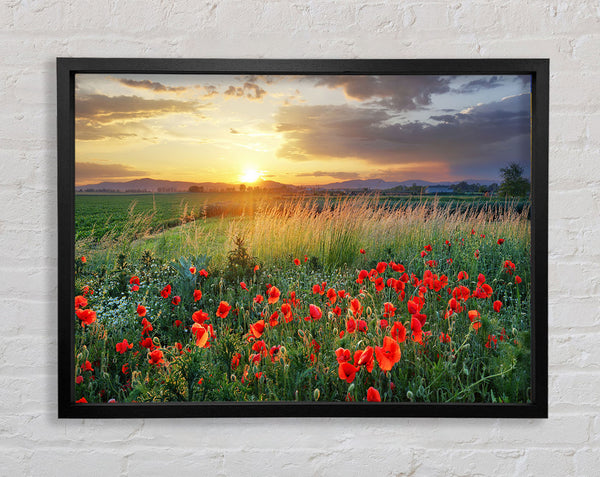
424;244;432;252
76;397;88;403
326;288;337;304
357;319;368;333
281;303;292;322
355;346;374;373
199;269;208;277
189;266;196;274
160;284;172;298
269;311;279;327
148;349;165;365
249;319;265;339
309;304;322;320
346;317;357;333
439;332;451;343
269;345;282;362
191;323;209;347
75;375;83;384
359;248;365;254
139;337;154;350
75;295;87;310
267;286;281;304
335;348;351;364
141;317;153;335
391;321;407;343
254;294;264;304
420;251;427;258
137;304;146;317
122;363;129;374
253;265;259;272
375;336;401;372
457;271;468;280
81;360;93;372
76;308;97;327
485;334;498;349
468;310;482;331
171;296;181;306
193;289;202;301
240;282;249;291
493;300;502;312
293;258;300;266
216;301;232;318
231;353;241;370
80;256;86;263
338;362;360;383
374;277;385;292
116;339;133;354
376;262;387;274
515;275;522;284
497;238;505;245
349;298;363;316
367;387;381;402
192;309;209;324
174;319;182;328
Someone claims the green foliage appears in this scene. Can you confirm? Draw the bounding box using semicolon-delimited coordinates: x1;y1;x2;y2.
225;236;257;283
498;163;530;197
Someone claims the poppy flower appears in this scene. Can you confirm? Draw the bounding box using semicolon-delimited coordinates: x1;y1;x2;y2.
439;332;451;343
424;244;432;252
335;348;351;364
192;309;209;324
191;323;209;347
240;282;249;291
457;271;468;280
253;265;260;272
160;284;172;298
130;276;140;285
358;319;368;333
267;286;281;304
141;317;153;336
231;353;241;370
193;289;202;302
355;346;374;372
131;285;139;292
346;317;357;334
468;310;482;331
269;345;282;362
391;262;405;273
137;304;147;317
116;339;133;354
485;334;498;349
309;304;322;320
293;258;300;266
199;269;208;277
375;336;402;372
216;301;232;318
359;248;366;254
254;294;264;304
493;300;502;312
478;273;486;284
76;397;88;403
76;308;97;327
81;360;93;372
148;349;165;365
121;363;129;374
376;262;387;274
497;238;505;245
366;387;381;402
474;249;480;259
420;251;427;258
391;321;407;343
281;303;292;322
338;362;360;383
75;295;87;310
383;302;396;318
350;298;363;316
80;256;87;263
515;275;522;284
171;295;181;306
139;337;154;350
174;319;182;328
326;288;337;304
189;266;196;274
249;319;265;339
269;311;279;327
374;277;385;292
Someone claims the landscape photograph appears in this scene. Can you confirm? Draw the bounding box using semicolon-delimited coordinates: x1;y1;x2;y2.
73;72;532;404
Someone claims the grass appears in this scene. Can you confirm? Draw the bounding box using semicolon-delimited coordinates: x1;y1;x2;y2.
73;193;531;404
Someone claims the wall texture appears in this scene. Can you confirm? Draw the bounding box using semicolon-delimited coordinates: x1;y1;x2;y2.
1;1;599;475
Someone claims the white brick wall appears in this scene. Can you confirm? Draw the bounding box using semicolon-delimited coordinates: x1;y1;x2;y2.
0;1;598;475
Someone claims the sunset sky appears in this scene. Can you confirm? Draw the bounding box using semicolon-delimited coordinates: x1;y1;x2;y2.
75;73;531;187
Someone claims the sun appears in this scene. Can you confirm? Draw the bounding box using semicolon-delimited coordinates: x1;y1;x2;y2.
239;168;261;183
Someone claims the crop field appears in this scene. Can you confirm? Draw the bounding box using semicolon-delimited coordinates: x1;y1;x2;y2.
74;193;531;404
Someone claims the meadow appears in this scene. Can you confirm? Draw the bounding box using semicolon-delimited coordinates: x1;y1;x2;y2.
74;192;531;404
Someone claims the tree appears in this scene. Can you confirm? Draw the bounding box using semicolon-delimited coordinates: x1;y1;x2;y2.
498;163;530;197
239;184;246;192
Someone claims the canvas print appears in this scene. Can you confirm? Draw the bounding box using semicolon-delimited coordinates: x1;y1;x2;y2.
73;72;532;405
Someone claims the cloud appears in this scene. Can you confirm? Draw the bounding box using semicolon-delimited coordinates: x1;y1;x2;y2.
312;75;451;111
117;78;187;93
76;162;148;183
75;94;201;140
275;93;531;180
203;85;219;98
224;82;267;100
296;171;361;181
454;76;503;94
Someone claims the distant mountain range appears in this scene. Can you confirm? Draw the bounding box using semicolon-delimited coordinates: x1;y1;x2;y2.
76;177;497;193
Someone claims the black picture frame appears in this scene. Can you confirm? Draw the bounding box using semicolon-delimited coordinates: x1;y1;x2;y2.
58;58;548;418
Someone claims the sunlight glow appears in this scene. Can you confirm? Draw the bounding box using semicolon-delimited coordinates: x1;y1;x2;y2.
239;168;261;183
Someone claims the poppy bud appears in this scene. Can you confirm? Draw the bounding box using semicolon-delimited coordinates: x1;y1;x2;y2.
313;388;320;401
406;390;414;401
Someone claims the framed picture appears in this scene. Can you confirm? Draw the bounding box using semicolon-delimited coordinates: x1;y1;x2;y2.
58;58;548;418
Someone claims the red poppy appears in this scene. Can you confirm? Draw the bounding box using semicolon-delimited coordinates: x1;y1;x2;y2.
424;244;432;252
515;275;522;284
137;304;147;317
193;289;202;301
281;303;292;322
139;337;154;350
80;256;87;263
293;258;300;266
309;304;322;320
335;348;351;364
346;317;357;333
130;276;140;285
391;262;405;273
116;339;133;354
76;397;88;403
350;298;363;316
493;300;502;312
485;334;498;349
376;262;387;274
189;266;196;274
391;321;407;343
174;319;182;328
191;323;209;347
231;353;241;370
374;277;385;292
358;319;368;333
326;288;337;303
122;363;129;374
160;284;172;298
249;319;265;339
131;285;139;292
141;317;153;335
82;285;92;295
171;295;181;306
199;269;208;277
75;295;87;310
375;336;402;372
192;309;209;324
355;346;374;373
216;301;232;318
383;302;396;318
504;260;516;274
407;296;423;315
269;345;282;362
439;332;451;343
497;238;505;245
356;269;368;284
366;387;381;402
267;286;281;304
359;248;366;254
269;311;279;327
148;349;165;365
76;308;97;327
81;360;93;372
468;310;482;331
457;271;468;280
474;249;480;259
338;362;360;383
420;251;427;258
254;294;264;304
332;306;342;316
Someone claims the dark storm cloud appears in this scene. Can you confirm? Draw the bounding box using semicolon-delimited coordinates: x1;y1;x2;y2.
117;78;187;93
275;93;531;180
312;75;451;111
75;94;201;140
454;76;503;93
296;171;361;180
224;82;267;100
76;162;148;181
